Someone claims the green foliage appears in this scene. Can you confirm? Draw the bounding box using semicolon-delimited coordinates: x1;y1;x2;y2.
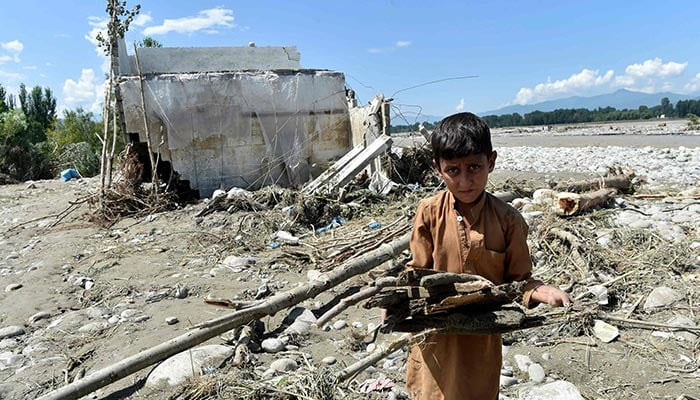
17;83;57;143
687;114;700;130
96;0;141;54
138;36;163;48
48;108;104;176
0;110;56;180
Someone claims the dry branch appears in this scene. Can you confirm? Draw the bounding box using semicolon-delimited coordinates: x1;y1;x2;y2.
37;233;410;400
556;174;633;193
555;188;617;216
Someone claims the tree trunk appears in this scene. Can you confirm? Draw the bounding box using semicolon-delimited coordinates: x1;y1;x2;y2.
555;188;617;216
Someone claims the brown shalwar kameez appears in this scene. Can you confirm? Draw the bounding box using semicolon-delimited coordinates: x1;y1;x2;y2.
405;190;539;400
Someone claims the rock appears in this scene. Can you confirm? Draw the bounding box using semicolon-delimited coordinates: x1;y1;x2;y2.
532;189;556;204
22;343;49;357
283;308;317;335
107;315;120;324
333;320;347;330
366;343;377;353
72;276;94;290
382;358;397;370
306;269;327;282
212;189;226;199
285;344;299;351
0;339;19;350
514;354;532;372
0;326;24;340
352;321;364;329
666;315;698;342
78;322;109;333
133;315;150;323
541;352;551;361
165;317;179;325
5;252;19;260
270;358;298;372
500;375;519;387
528;363;546;383
592;320;619;343
222;256;257;268
255;284;271;299
500;368;513;377
261;338;285;353
85;306;106;319
275;231;299;245
322;356;337;365
120;309;140;319
518;380;583;400
28;311;51;324
0;352;26;370
174;286;189;299
146;344;234;387
587;285;609;305
4;283;22;292
511;198;531;210
643;287;681;309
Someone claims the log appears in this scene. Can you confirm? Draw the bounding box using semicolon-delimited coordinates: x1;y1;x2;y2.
392;307;545;334
555;188;617;216
556;174;633;193
420;272;491;288
36;233;410;400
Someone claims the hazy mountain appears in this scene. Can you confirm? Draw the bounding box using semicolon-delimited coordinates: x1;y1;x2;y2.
480;89;700;116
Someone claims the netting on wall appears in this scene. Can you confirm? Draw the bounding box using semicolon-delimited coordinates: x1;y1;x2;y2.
120;70;352;196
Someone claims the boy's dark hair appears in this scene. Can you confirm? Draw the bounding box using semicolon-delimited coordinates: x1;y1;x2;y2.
431;112;492;165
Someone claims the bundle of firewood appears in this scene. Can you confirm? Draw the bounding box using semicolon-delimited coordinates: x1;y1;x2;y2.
315;268;545;336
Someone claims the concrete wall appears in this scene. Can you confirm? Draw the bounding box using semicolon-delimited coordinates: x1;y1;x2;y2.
119;70;351;197
349;105;371;147
118;40;300;75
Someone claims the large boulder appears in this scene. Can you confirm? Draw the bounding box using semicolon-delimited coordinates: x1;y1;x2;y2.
146;345;234;388
519;380;583;400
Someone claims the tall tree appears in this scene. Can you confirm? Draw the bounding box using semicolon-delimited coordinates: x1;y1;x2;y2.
95;0;140;192
0;84;7;114
15;84;57;143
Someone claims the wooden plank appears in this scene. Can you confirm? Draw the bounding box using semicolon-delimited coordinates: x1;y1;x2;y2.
303;144;364;194
321;134;392;193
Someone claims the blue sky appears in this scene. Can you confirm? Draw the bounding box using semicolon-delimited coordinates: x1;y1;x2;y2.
2;0;700;120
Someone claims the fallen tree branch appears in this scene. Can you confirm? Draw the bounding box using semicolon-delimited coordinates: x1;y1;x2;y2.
338;329;438;382
556;174;633;193
37;233;411;400
316;278;398;328
555;188;617;216
598;314;700;333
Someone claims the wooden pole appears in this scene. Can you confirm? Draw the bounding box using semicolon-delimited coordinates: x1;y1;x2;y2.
36;233;410;400
132;43;159;197
556;174;633;193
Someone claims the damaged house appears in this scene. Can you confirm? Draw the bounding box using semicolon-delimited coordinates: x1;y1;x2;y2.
117;40;384;198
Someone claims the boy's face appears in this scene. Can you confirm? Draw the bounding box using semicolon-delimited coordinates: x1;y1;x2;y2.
435;152;497;205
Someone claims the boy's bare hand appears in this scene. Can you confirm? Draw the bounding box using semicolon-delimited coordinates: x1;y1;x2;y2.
531;284;572;307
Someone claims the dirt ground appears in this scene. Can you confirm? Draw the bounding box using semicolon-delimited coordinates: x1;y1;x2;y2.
0;126;698;400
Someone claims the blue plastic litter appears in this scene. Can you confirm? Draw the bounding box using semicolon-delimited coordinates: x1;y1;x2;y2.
60;168;79;182
315;216;346;234
268;241;281;249
368;220;381;229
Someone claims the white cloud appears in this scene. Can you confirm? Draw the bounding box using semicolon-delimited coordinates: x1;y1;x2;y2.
514;68;614;105
685;73;700;93
23;65;37;70
368;40;414;54
1;40;23;53
63;68;98;106
455;98;465;111
61;69;105;114
0;69;23;81
132;12;153;27
143;7;234;35
0;40;23;64
625;58;687;78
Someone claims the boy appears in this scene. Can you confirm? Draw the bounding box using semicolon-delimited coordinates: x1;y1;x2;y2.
404;112;571;400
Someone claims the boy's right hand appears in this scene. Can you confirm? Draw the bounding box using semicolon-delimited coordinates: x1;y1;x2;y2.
531;284;572;307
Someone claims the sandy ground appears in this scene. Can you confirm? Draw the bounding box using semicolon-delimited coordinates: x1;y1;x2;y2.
0;123;698;400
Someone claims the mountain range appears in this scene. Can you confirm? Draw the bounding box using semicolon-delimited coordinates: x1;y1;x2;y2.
478;89;700;116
